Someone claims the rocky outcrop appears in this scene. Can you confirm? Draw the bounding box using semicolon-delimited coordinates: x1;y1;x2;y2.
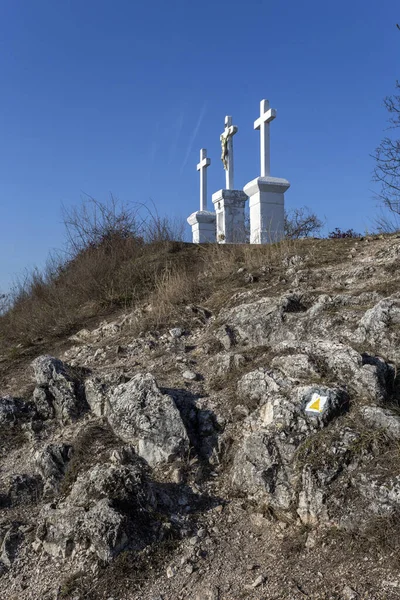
107;373;190;467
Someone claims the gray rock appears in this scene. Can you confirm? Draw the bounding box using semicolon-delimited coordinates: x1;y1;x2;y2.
85;372;128;417
237;370;281;406
35;444;73;496
212;352;245;376
107;373;189;467
271;353;319;381
7;474;43;507
214;325;236;351
38;460;155;561
297;466;329;525
232;431;298;510
32;387;55;420
361;405;400;439
183;370;198;381
355;295;400;358
31;356;88;424
0;396;32;425
274;341;393;403
169;328;183;339
0;524;22;570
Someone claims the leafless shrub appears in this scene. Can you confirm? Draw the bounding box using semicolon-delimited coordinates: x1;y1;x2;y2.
0;197;188;346
373;81;400;231
284;206;323;239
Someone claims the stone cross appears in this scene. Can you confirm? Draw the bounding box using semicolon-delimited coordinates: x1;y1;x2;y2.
220;116;238;190
197;148;211;211
254;99;277;177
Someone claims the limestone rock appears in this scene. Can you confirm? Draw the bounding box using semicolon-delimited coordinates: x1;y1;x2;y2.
0;523;22;571
183;370;198;381
297;466;329;525
31;356;88;424
37;459;155;561
107;373;189;467
231;431;299;510
0;395;32;425
35;443;73;496
212;352;245;376
214;325;236;351
7;474;43;507
360;406;400;439
85;372;129;417
271;353;319;381
237;369;282;406
355;294;400;358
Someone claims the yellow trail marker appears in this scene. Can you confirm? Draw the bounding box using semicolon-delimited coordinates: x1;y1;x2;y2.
309;397;322;412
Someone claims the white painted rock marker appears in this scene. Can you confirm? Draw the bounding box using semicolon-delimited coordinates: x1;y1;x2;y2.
305;393;328;414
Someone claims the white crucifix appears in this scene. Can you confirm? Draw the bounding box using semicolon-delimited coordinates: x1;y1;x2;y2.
197;148;211;211
254;99;277;178
220;116;238;190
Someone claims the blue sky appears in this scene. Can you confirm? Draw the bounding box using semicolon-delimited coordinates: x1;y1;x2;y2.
0;0;399;291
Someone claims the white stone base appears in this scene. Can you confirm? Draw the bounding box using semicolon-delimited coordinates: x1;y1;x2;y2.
243;177;290;244
212;189;248;244
187;211;216;243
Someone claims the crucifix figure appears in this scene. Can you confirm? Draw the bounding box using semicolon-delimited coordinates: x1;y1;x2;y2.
220;116;238;190
254;99;277;177
197;148;211;211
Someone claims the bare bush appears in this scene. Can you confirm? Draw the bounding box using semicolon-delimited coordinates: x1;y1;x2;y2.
62;195;143;255
373;81;400;231
284;207;323;239
0;197;187;345
328;228;361;239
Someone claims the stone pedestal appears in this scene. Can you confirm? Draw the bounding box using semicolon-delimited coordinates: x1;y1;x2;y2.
187;211;216;243
212;189;248;244
244;176;290;244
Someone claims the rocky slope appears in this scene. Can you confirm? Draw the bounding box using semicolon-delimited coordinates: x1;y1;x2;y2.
1;235;400;599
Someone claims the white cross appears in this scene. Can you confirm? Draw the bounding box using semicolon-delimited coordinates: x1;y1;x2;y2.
254;99;277;177
197;148;211;211
220;116;238;190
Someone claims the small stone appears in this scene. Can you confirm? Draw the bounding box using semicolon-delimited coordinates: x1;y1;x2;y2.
166;565;176;578
244;574;266;590
197;528;207;539
32;540;42;553
170;328;183;339
171;467;184;484
247;564;260;571
342;585;358;600
305;532;317;549
183;370;198;381
251;574;265;588
189;536;199;545
185;564;194;574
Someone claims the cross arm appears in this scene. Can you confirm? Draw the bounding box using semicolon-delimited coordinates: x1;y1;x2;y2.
254;108;277;130
197;157;211;171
